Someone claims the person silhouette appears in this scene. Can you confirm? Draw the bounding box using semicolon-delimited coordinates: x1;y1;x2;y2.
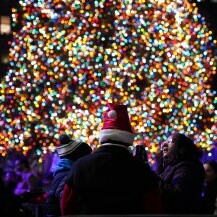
45;133;92;217
61;103;163;215
159;132;205;214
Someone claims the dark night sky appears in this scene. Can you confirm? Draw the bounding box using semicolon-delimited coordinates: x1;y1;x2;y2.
194;0;217;94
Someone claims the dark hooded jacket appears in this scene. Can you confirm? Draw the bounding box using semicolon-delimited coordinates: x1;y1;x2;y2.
61;144;163;215
202;177;217;214
45;159;73;217
159;159;204;214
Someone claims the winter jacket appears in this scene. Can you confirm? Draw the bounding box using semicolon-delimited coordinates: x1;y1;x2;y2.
61;144;163;215
202;178;217;214
45;159;73;217
159;160;205;214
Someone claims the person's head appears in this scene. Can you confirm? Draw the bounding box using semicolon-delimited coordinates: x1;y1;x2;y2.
0;167;4;179
4;171;17;184
99;103;135;146
203;160;217;182
161;132;202;163
15;156;30;173
57;134;92;161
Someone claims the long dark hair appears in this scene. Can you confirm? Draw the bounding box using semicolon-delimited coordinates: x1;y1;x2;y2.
167;132;203;164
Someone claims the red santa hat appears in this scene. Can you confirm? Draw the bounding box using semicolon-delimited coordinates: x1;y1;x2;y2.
99;103;135;146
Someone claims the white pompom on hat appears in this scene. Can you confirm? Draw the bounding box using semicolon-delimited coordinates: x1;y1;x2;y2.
99;103;135;146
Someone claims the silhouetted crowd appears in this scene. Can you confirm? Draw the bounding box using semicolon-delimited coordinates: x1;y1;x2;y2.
0;103;217;217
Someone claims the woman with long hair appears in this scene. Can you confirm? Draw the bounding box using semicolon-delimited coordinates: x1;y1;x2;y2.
159;132;205;214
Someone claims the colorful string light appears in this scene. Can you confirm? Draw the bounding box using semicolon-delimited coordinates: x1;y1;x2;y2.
0;0;216;162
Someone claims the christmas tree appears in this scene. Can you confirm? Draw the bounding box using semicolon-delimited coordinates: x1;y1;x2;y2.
0;0;216;162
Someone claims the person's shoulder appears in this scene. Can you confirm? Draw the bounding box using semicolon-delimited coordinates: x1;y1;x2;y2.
65;154;94;185
175;160;197;167
132;157;158;176
179;159;203;168
68;153;94;172
78;152;94;162
175;160;204;175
